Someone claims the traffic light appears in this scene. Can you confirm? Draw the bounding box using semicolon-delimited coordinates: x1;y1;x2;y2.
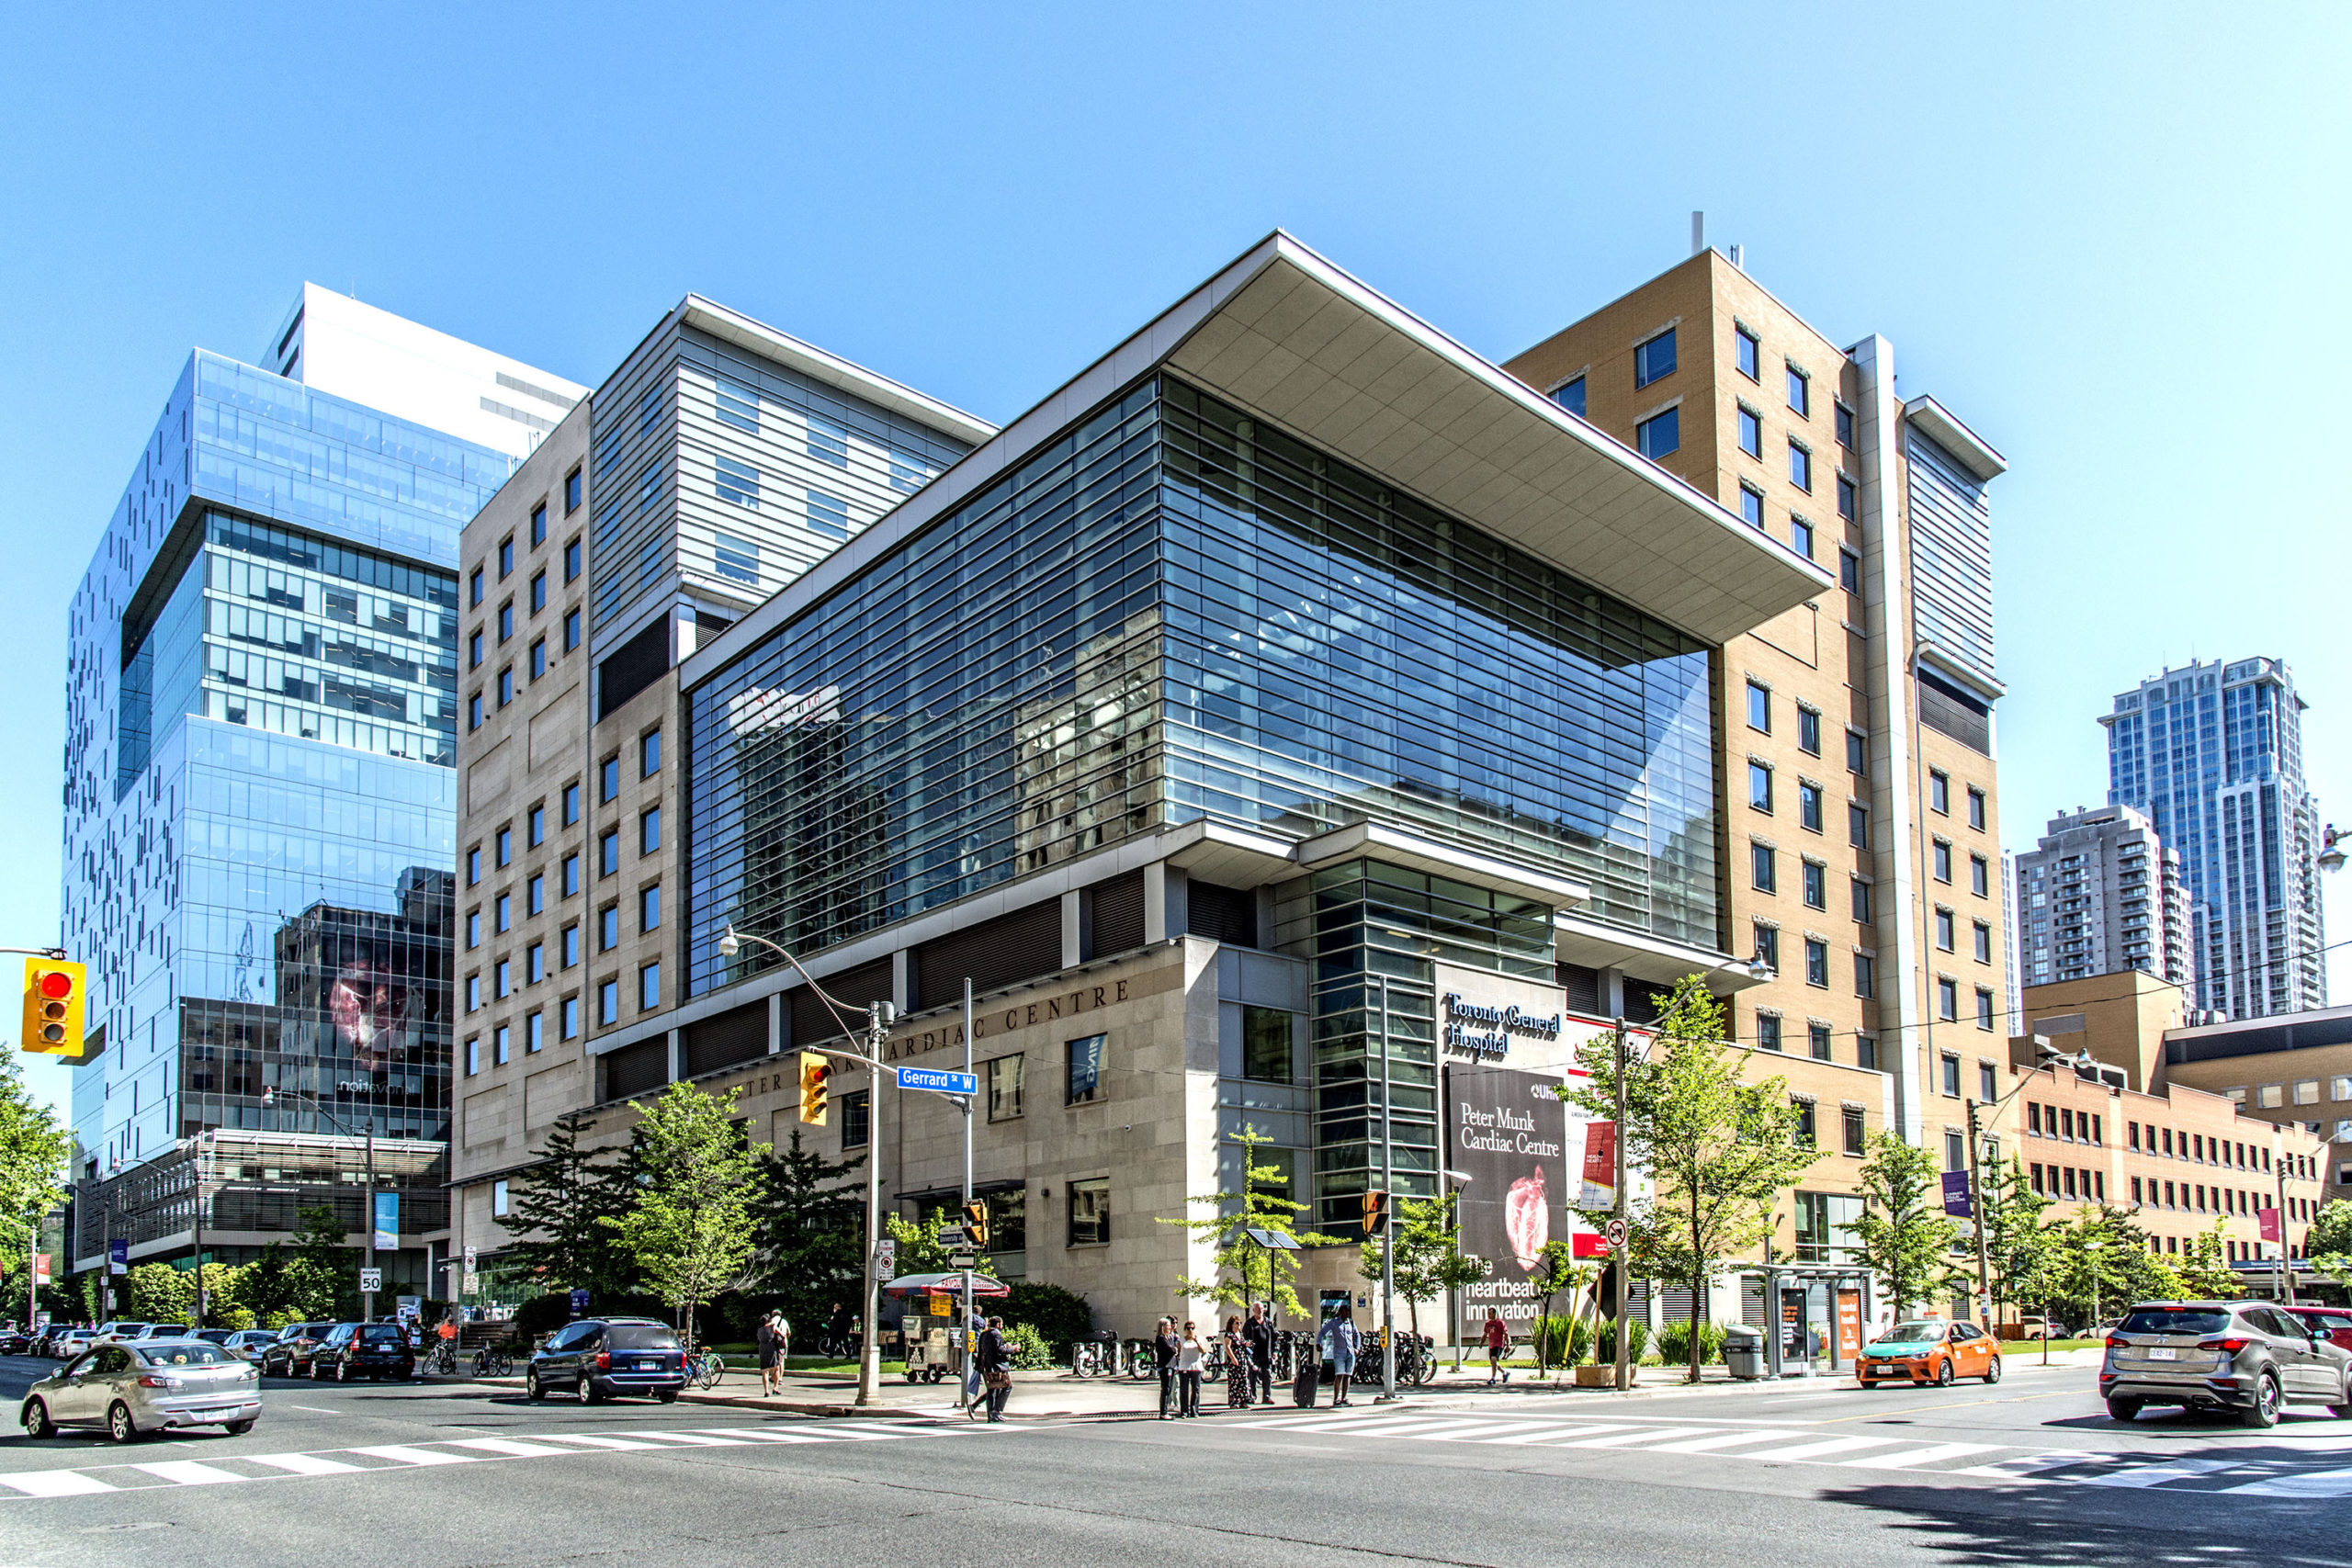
21;959;84;1057
1361;1189;1388;1237
797;1051;831;1124
962;1199;989;1250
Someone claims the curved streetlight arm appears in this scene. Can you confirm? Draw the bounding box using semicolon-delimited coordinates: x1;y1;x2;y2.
717;925;883;1058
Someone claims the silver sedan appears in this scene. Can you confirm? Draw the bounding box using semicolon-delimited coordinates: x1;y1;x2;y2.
21;1338;263;1442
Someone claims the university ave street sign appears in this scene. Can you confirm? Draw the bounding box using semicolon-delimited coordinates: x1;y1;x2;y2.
936;1226;972;1247
896;1066;978;1096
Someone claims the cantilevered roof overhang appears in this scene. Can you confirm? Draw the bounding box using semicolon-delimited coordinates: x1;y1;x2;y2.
690;230;1832;687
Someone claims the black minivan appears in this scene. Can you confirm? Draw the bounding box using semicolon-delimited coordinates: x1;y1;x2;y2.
527;1318;685;1403
313;1322;416;1382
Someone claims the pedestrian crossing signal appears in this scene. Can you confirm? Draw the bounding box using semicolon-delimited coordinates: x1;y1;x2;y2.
1362;1190;1388;1236
963;1199;989;1250
797;1051;831;1124
21;960;84;1057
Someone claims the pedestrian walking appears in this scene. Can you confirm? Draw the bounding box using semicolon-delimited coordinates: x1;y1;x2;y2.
1222;1315;1253;1408
826;1301;853;1357
1319;1308;1361;1406
978;1316;1012;1422
1175;1321;1205;1416
963;1312;987;1409
1483;1308;1511;1387
1154;1317;1181;1418
757;1310;786;1396
1243;1303;1273;1404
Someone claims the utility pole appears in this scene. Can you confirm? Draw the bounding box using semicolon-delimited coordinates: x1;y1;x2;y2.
1377;976;1396;1404
858;998;896;1408
1963;1100;1991;1325
191;1142;205;1328
960;977;975;1410
1611;1016;1631;1393
2276;1146;2296;1306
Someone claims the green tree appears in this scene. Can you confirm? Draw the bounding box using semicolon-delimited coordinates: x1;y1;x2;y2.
2044;1204;2167;1326
1564;976;1819;1383
2309;1199;2352;1289
1354;1191;1485;1339
752;1130;865;1328
1849;1132;1962;1317
1976;1156;2053;1320
1164;1124;1336;1323
290;1203;357;1317
0;1057;70;1272
2175;1219;2240;1299
600;1083;763;1343
503;1111;634;1298
884;1207;957;1276
126;1263;193;1324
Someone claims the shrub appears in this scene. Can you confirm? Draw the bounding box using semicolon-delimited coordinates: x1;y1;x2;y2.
263;1307;300;1331
1002;1281;1092;1356
1654;1318;1726;1366
1591;1318;1651;1365
1004;1321;1053;1370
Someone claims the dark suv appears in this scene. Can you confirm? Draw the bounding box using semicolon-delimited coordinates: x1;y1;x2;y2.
312;1322;415;1382
2103;1301;2352;1427
526;1319;684;1404
260;1322;338;1378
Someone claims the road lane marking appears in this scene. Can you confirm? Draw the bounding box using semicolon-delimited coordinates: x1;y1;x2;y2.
284;1405;342;1415
533;1434;666;1450
621;1432;747;1447
1549;1427;1725;1449
246;1453;363;1475
442;1439;576;1458
2222;1466;2352;1497
1472;1425;1636;1446
0;1471;118;1496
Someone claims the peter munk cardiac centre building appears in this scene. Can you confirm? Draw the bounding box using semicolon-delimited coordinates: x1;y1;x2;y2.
453;233;1835;1339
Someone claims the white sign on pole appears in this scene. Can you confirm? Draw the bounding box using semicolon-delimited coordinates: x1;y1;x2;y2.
358;1267;382;1293
876;1237;897;1278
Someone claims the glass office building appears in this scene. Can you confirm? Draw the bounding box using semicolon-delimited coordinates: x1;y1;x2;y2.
63;310;576;1281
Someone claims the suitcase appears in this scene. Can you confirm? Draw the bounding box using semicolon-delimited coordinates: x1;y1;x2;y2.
1293;1352;1320;1407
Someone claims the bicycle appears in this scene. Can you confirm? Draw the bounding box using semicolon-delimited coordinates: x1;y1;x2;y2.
427;1340;459;1377
472;1343;513;1378
1069;1339;1109;1378
683;1348;725;1390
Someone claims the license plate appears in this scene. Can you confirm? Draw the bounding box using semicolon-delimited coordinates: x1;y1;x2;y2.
2147;1348;2177;1360
639;1361;655;1371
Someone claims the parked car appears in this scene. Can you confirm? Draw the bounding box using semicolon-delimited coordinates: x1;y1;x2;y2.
2102;1301;2352;1427
128;1324;190;1342
0;1328;31;1356
47;1328;95;1359
2280;1304;2352;1356
222;1329;278;1359
259;1322;338;1378
89;1321;153;1345
2009;1317;2072;1341
526;1318;686;1404
313;1322;414;1382
20;1338;262;1442
1858;1319;2002;1387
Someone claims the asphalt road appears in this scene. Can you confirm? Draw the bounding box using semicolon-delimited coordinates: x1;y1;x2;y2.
0;1353;2348;1567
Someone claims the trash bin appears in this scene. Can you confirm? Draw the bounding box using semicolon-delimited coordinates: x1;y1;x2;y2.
1723;1325;1766;1381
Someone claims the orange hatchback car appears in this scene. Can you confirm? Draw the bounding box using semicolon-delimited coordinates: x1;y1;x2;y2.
1857;1319;2001;1386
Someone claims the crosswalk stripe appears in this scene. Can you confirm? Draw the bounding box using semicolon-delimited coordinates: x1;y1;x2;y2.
1474;1424;1636;1446
786;1424;925;1441
1954;1450;2114;1478
131;1461;244;1485
1644;1430;1804;1454
2076;1458;2242;1488
1549;1427;1724;1449
1411;1421;1562;1442
621;1432;746;1447
1839;1443;1998;1470
443;1438;577;1458
2222;1466;2352;1498
347;1445;477;1466
533;1434;665;1450
1741;1436;1899;1463
246;1453;364;1475
0;1470;118;1496
693;1429;829;1444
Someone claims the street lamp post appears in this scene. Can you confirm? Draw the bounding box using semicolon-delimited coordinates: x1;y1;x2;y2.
718;923;896;1408
263;1086;379;1320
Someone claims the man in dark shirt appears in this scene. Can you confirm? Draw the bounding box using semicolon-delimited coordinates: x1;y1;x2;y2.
1243;1303;1274;1404
1153;1317;1181;1418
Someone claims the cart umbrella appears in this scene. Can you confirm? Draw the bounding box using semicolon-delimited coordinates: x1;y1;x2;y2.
881;1273;1011;1298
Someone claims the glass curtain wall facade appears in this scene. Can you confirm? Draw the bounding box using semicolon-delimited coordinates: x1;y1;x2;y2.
687;376;1719;995
65;348;503;1262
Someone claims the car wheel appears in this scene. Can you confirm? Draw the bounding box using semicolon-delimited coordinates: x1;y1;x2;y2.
106;1401;138;1444
224;1420;254;1436
335;1361;350;1382
577;1373;599;1404
2242;1374;2282;1429
526;1370;545;1401
1935;1358;1955;1387
2106;1395;2143;1422
22;1399;53;1439
656;1391;678;1404
1984;1356;2002;1385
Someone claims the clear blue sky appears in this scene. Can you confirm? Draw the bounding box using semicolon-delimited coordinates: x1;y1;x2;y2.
3;3;2346;1120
